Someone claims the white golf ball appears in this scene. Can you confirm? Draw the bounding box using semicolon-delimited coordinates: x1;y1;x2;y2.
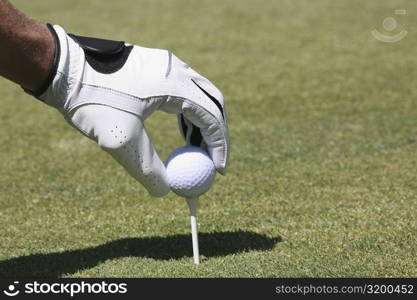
166;146;216;198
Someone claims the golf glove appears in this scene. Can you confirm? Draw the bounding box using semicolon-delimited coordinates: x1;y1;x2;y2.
26;24;230;197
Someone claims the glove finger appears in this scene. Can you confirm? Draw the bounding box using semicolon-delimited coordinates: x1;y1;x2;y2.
71;105;170;197
163;100;228;174
160;54;230;174
180;100;228;174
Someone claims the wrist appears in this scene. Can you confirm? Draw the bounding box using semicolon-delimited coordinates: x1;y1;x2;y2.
21;23;56;94
25;24;59;96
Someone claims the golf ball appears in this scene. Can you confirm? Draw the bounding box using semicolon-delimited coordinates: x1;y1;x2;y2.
166;146;216;198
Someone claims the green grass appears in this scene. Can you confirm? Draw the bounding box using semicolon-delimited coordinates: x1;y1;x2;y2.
1;0;417;277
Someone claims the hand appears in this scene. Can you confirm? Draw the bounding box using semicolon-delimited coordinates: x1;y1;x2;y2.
27;24;230;197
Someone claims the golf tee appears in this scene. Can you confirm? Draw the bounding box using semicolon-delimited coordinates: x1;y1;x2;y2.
187;197;200;265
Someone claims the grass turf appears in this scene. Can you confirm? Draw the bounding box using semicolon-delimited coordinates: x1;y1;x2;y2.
0;0;416;277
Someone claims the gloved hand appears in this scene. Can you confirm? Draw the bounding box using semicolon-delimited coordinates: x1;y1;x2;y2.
26;24;230;197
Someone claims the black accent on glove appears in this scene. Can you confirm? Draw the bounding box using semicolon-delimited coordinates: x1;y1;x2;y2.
180;115;203;147
191;79;224;119
180;114;188;137
68;34;133;74
190;123;203;146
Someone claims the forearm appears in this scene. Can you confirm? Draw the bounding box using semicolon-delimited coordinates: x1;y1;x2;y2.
0;0;55;92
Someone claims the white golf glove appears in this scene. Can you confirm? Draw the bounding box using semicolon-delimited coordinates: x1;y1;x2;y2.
26;24;230;197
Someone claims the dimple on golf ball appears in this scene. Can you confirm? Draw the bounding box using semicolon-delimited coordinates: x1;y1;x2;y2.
166;146;216;198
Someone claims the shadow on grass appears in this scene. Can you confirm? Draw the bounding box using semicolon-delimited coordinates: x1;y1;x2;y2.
0;230;281;277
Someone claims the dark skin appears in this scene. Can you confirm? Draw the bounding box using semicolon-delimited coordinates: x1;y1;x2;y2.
0;0;55;92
